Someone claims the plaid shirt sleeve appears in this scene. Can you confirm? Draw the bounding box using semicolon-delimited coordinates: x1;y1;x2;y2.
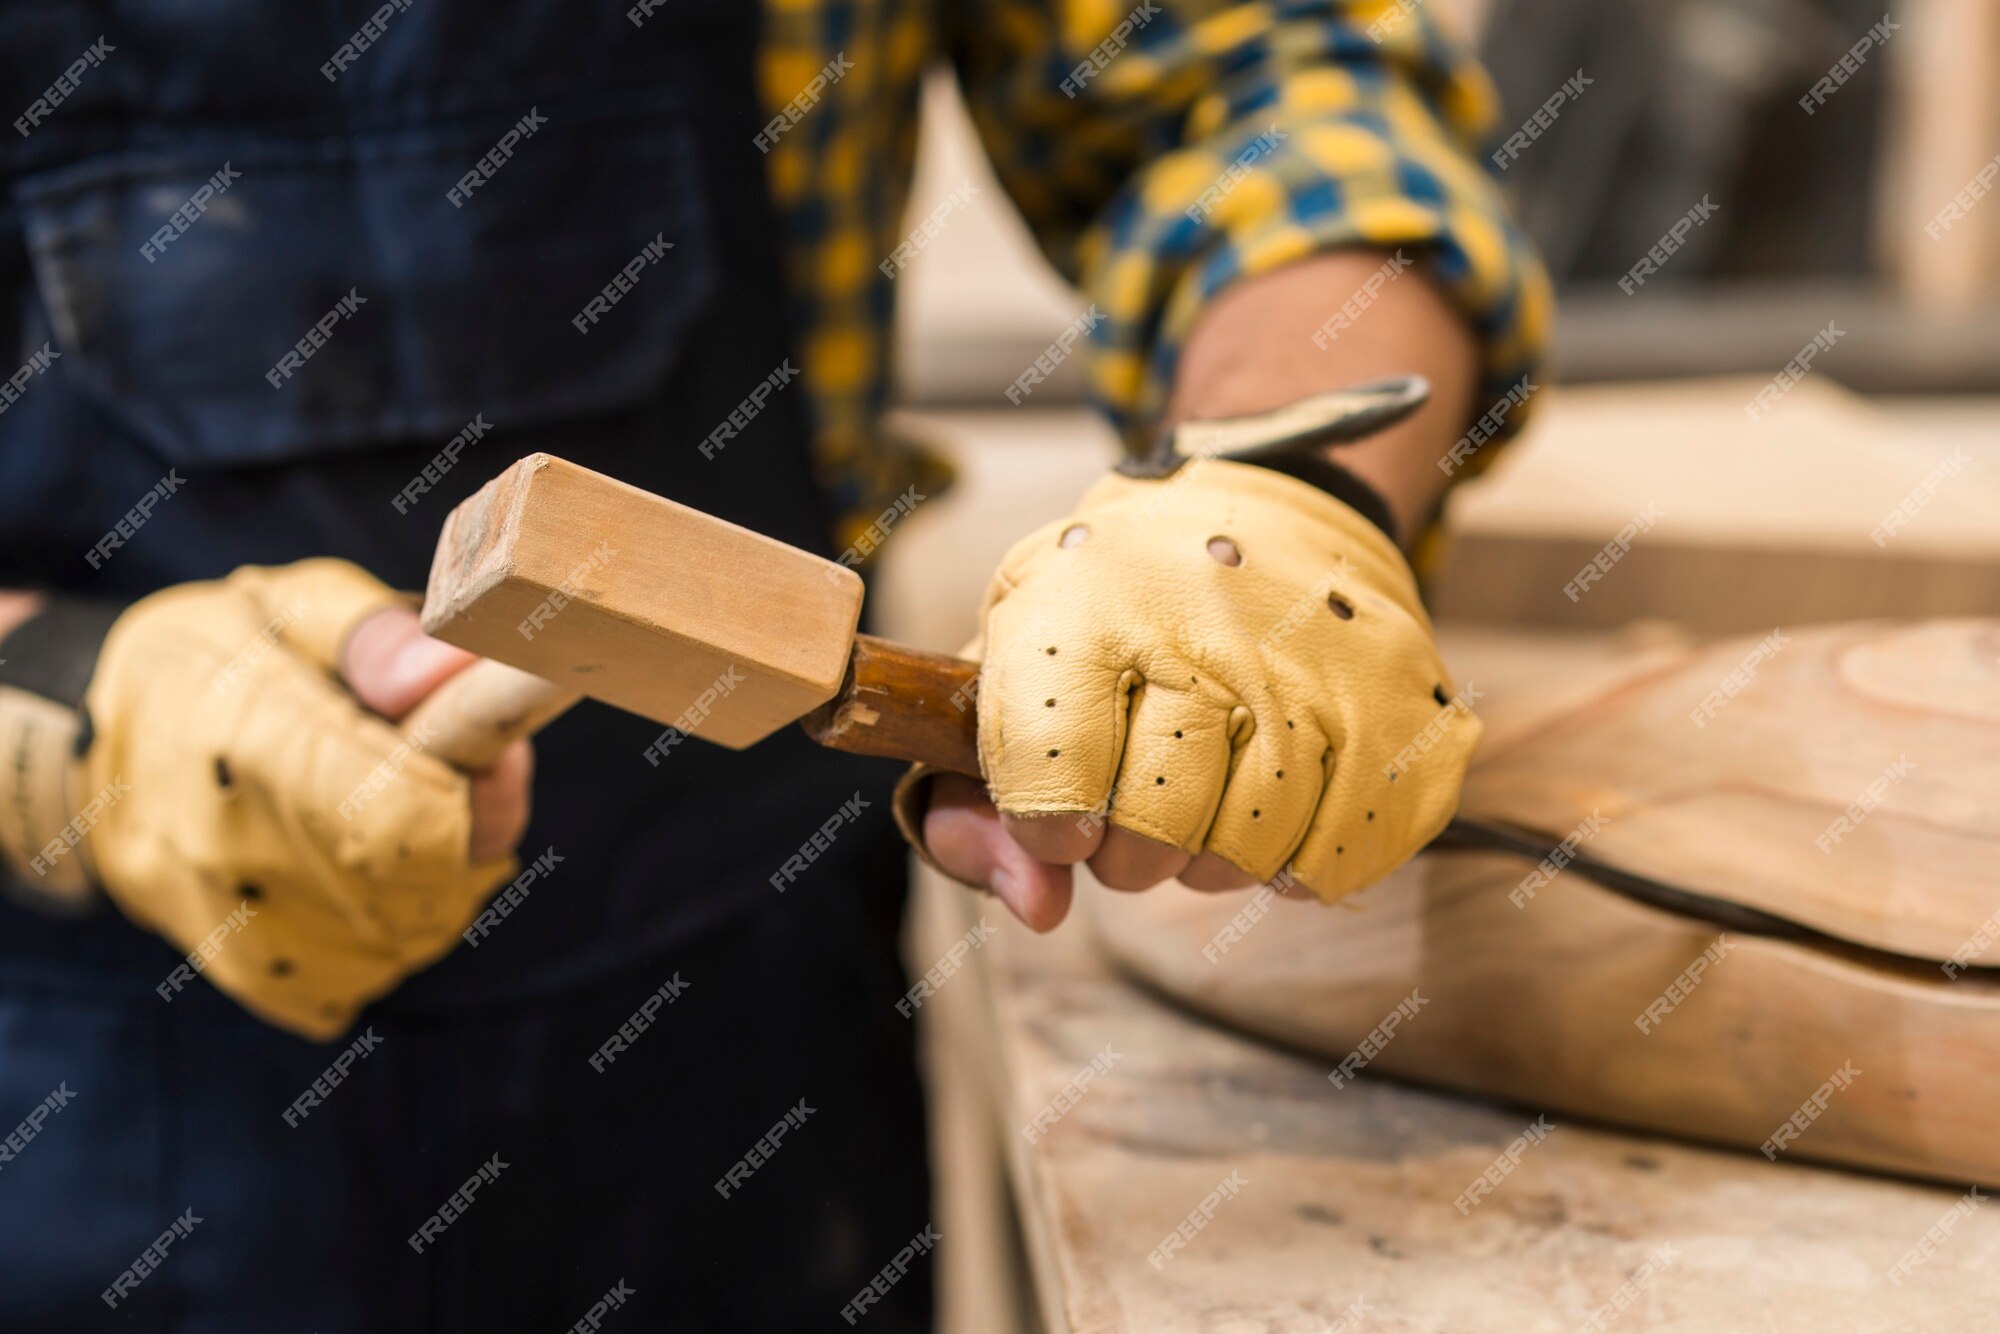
946;0;1552;473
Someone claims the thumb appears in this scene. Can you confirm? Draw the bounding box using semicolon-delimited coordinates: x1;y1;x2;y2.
341;605;532;857
923;774;1075;932
339;606;478;721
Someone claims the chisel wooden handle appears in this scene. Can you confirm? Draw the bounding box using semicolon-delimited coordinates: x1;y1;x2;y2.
402;635;982;776
799;635;982;775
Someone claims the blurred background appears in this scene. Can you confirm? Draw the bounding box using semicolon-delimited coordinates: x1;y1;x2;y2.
895;0;2000;401
878;6;2000;1328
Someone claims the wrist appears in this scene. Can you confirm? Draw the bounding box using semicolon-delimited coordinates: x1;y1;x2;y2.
0;596;127;709
1233;451;1398;547
0;593;129;913
1170;249;1481;547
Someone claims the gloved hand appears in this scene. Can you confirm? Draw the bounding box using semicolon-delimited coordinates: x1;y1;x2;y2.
902;458;1477;919
0;559;531;1040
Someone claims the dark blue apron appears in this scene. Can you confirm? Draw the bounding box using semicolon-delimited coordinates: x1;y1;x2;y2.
0;4;928;1328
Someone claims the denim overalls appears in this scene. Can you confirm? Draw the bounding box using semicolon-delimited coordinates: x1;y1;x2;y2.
0;4;929;1328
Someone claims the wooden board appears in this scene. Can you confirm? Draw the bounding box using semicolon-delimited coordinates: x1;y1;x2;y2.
1082;620;2000;1190
1431;377;2000;634
1464;618;2000;962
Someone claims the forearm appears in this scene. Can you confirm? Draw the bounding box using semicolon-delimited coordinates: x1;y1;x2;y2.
1166;250;1481;548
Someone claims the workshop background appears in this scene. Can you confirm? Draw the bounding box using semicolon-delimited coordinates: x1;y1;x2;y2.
880;1;2000;1328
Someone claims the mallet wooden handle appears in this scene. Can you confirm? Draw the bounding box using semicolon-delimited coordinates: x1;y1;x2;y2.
402;661;583;771
401;635;982;776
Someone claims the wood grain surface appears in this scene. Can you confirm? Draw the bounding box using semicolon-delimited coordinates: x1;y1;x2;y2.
1083;620;2000;1190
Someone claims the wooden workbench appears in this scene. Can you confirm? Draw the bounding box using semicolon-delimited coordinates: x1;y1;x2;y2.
910;866;2000;1332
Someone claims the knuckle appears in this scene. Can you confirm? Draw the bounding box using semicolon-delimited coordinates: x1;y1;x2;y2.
1106;809;1183;851
1092;861;1162;892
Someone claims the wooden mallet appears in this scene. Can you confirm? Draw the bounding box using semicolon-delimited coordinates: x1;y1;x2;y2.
404;381;1435;777
404;453;981;775
401;436;1857;948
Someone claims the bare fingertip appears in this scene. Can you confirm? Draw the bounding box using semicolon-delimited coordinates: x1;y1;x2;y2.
1002;809;1103;864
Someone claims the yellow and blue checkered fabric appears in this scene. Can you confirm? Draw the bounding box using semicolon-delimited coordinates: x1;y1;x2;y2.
757;0;1552;548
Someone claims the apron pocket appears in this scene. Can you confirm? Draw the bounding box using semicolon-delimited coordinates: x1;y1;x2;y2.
12;89;715;470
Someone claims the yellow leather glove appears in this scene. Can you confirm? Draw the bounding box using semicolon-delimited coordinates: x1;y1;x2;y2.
972;459;1477;901
74;559;516;1040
